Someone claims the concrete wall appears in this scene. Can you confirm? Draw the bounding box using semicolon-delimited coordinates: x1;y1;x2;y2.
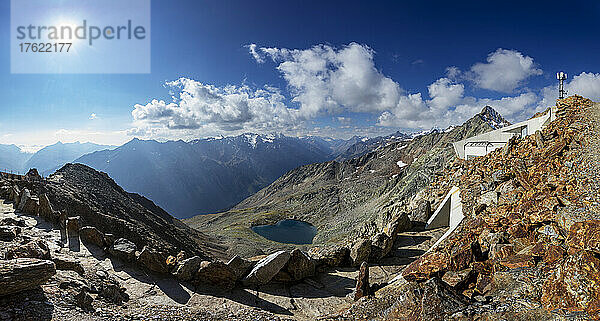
426;186;464;252
453;107;555;159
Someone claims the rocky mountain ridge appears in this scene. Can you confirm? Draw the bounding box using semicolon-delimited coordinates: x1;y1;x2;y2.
335;96;600;320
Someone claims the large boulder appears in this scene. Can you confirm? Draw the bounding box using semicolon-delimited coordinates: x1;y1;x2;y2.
350;239;372;267
384;213;411;240
52;253;85;276
308;246;349;267
285;249;315;281
79;226;106;248
17;188;31;212
242;250;291;286
5;239;50;260
0;258;56;296
38;194;57;222
22;197;39;216
194;261;236;290
226;256;254;280
175;256;203;281
108;238;137;262
137;246;169;274
369;233;394;261
10;185;20;205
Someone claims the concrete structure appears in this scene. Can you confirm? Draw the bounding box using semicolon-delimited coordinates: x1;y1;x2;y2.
453;106;557;160
425;186;464;252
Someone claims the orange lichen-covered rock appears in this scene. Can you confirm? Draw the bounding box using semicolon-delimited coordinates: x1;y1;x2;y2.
543;244;565;265
542;251;600;317
498;254;535;269
566;220;600;254
402;251;449;282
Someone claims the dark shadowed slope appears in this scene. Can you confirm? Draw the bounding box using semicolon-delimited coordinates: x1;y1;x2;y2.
39;163;227;259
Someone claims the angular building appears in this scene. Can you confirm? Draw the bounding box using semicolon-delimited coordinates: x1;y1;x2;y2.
453;105;558;160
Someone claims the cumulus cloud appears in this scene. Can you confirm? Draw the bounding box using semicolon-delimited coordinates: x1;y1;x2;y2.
377;77;539;129
538;72;600;112
249;43;402;118
468;49;542;93
130;78;299;138
132;43;600;141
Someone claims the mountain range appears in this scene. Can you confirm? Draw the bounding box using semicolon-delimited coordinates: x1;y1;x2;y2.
186;105;511;257
74;134;366;218
0;142;113;176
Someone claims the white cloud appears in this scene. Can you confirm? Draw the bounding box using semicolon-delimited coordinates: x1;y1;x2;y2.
250;43;402;118
247;44;264;63
131;44;597;141
538;72;600;111
567;72;600;100
377;77;539;129
130;78;299;139
468;49;542;93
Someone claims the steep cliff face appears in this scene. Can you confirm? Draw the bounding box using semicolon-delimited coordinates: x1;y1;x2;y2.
187;106;507;257
340;96;600;320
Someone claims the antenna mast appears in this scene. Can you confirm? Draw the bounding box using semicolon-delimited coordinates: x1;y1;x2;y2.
557;71;567;99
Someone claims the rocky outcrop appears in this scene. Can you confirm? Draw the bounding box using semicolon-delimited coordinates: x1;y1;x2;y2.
109;238;137;262
194;261;236;289
137;246;169;274
349;239;371;266
0;258;56;296
40;164;225;260
284;249;315;281
79;226;106;248
353;262;369;301
374;96;600;319
242;251;291;286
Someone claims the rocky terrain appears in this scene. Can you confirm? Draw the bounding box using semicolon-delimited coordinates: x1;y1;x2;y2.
186;106;508;258
0;165;448;320
331;96;600;320
2;97;597;321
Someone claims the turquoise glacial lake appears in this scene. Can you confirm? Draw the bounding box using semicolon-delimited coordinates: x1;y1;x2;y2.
251;219;317;244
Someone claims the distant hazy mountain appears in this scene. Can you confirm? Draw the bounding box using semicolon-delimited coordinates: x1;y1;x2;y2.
75;133;349;218
24;142;115;176
0;144;32;173
334;132;412;162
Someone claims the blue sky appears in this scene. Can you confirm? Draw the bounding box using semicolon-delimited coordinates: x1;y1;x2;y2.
1;0;599;151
